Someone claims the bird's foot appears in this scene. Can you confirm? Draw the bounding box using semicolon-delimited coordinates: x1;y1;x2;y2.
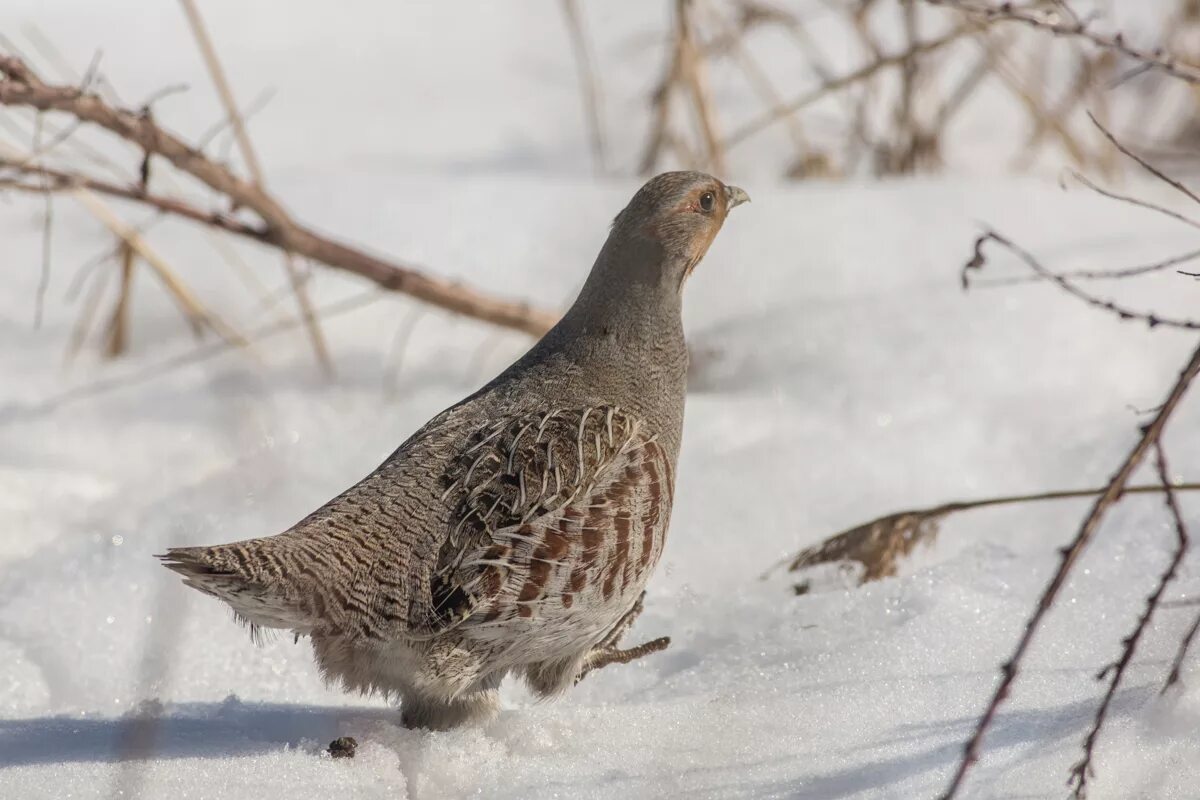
577;636;671;684
576;592;670;683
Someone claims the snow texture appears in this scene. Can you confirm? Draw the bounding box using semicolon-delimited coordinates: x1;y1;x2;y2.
1;2;1200;798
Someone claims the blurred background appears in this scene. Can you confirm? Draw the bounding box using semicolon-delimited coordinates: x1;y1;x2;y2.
2;2;1200;798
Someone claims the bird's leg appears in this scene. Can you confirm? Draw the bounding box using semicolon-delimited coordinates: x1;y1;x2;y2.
577;636;671;682
597;591;647;650
576;592;671;683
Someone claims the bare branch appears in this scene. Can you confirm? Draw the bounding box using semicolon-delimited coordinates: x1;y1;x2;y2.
1067;169;1200;233
925;0;1200;85
1086;113;1200;208
973;246;1200;286
724;24;974;149
179;0;332;373
559;0;608;174
1067;443;1190;798
939;338;1200;798
0;53;558;337
963;230;1200;330
71;187;249;349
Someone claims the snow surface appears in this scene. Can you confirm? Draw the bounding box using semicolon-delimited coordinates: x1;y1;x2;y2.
2;2;1200;798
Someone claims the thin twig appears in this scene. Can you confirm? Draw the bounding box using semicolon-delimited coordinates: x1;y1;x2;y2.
765;482;1200;582
963;230;1200;330
104;241;137;357
0;53;558;337
1066;443;1190;798
1067;169;1200;233
725;24;973;149
559;0;608;175
71;187;249;348
924;0;1200;85
178;0;333;374
1086;112;1200;207
972;246;1200;286
698;0;812;159
64;249;114;363
33;118;53;329
676;0;726;175
638;28;683;175
939;338;1200;798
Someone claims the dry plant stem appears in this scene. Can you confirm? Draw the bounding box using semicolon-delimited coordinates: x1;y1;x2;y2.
71;188;249;349
981;36;1088;167
1086;112;1200;207
179;0;331;374
638;31;680;175
964;230;1200;330
104;241;137;356
698;0;810;155
924;0;1200;84
724;24;973;148
0;54;557;337
0;161;264;236
6;30;284;316
939;338;1200;799
676;0;726;176
65;249;113;362
974;246;1200;286
1065;443;1191;798
765;482;1200;580
559;0;608;174
1021;52;1113;173
1067;169;1200;233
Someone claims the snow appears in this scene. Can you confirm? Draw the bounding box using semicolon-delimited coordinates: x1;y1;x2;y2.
2;1;1200;798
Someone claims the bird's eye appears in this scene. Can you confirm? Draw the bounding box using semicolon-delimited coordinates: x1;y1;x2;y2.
699;191;715;212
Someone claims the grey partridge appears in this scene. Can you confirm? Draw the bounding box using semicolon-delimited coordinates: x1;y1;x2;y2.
161;171;749;730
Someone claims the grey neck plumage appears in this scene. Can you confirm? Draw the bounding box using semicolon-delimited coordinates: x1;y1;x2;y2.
475;229;689;462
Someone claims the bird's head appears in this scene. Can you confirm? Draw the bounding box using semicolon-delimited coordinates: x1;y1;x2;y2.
611;171;749;287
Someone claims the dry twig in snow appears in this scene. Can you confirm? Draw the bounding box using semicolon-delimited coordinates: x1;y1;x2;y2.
179;0;332;373
769;482;1200;590
559;0;609;175
0;53;558;337
940;337;1200;799
1065;443;1192;798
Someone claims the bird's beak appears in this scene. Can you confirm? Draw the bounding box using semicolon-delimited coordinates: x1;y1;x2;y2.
726;185;750;209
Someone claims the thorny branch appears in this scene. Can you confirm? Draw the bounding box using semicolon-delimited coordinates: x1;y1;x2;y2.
963;230;1200;331
0;53;558;337
939;335;1200;798
1067;443;1190;799
933;101;1200;796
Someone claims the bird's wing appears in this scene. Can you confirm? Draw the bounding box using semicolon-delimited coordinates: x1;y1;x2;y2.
416;405;673;636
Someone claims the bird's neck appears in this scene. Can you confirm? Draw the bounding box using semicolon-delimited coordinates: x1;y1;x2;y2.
557;233;685;344
486;232;689;458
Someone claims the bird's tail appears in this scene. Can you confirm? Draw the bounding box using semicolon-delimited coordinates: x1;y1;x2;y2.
158;542;316;639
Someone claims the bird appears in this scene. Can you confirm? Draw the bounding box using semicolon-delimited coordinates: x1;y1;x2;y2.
160;171;749;730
